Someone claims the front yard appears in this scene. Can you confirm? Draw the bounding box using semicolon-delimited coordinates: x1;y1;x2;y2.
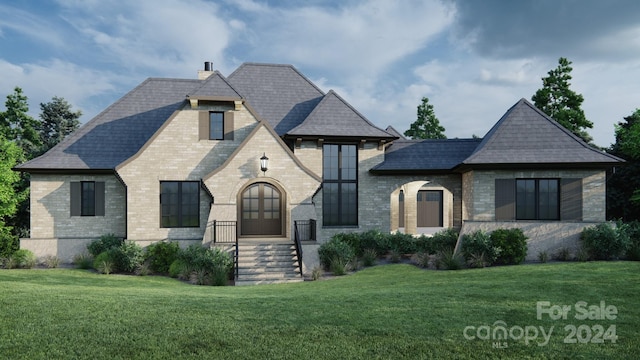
0;262;638;359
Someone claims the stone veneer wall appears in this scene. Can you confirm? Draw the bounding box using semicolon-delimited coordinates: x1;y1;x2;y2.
22;173;126;262
463;169;606;222
117;103;257;242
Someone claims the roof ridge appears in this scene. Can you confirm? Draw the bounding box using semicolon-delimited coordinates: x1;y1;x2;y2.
228;62;325;96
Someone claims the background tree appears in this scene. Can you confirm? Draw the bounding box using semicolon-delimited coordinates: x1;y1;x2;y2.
0;136;24;256
36;96;81;156
607;109;640;221
532;57;594;143
0;87;41;157
404;97;446;139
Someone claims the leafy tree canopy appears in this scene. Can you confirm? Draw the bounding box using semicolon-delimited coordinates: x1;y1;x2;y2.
532;57;594;143
37;96;81;156
0;87;41;156
404;97;446;140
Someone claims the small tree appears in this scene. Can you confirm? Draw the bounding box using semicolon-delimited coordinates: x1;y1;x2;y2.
37;96;81;156
0;137;24;256
607;109;640;220
0;87;41;157
404;97;446;139
532;57;593;143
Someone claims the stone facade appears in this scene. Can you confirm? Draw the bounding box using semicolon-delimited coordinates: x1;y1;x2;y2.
462;169;606;222
22;173;126;261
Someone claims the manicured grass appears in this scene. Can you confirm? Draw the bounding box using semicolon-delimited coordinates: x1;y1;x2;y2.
0;262;638;359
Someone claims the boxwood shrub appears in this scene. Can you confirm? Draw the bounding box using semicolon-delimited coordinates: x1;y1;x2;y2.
318;237;356;270
581;222;630;260
490;228;528;265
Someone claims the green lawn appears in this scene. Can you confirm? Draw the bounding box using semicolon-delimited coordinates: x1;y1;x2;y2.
0;262;638;359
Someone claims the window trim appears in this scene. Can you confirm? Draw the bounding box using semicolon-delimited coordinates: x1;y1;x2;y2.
322;144;358;227
160;181;200;228
81;181;96;217
71;181;105;217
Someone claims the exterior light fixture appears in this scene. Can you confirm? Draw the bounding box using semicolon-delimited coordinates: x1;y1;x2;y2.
260;153;269;175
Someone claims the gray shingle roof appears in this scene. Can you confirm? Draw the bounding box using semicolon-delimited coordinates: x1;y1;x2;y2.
189;71;243;98
17;78;200;170
371;138;482;172
385;125;406;139
287;90;396;139
227;63;325;135
463;98;624;165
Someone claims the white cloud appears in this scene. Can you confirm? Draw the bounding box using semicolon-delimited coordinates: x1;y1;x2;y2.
0;4;65;47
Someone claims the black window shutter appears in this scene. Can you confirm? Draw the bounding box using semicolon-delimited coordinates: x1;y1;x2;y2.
224;111;234;140
561;178;582;221
198;111;209;140
95;182;106;216
70;182;81;216
495;179;515;220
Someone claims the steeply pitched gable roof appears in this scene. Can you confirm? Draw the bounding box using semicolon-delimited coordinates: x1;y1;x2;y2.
17;78;200;171
189;71;243;99
287;90;396;139
462;98;623;166
385;125;406;139
226;63;325;135
371;138;482;173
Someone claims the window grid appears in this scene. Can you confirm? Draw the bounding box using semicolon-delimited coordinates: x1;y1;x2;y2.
81;181;95;216
322;144;358;226
209;112;224;140
160;181;200;228
516;179;559;220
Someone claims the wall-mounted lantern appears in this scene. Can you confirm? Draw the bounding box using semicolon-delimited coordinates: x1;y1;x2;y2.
260;153;269;175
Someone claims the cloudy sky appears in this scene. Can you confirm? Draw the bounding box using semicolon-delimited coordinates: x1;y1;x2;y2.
1;0;639;148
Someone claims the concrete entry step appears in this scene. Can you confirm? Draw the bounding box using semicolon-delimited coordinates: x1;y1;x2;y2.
235;240;303;285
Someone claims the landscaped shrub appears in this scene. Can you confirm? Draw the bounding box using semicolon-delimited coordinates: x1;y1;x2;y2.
94;251;115;274
360;248;378;267
318;237;356;270
624;221;640;261
461;230;496;265
434;248;463;270
111;241;144;273
144;241;180;274
43;255;61;268
554;247;571;261
87;234;124;257
418;228;460;254
7;249;37;269
581;222;630;260
491;228;528;265
357;229;388;256
387;231;416;254
0;226;18;259
538;251;549;263
177;245;233;286
168;259;188;279
411;252;431;268
73;253;93;269
329;256;350;276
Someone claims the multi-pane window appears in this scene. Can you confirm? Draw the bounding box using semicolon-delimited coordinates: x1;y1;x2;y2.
160;181;200;228
81;181;96;216
209;112;224;140
516;179;559;220
322;144;357;226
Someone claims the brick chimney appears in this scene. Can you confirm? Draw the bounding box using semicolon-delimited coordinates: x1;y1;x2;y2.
198;61;215;80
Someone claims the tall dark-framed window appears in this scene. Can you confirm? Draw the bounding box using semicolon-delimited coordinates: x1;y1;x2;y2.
516;179;559;220
81;182;96;216
322;144;357;226
70;181;105;217
209;112;224;140
160;181;200;228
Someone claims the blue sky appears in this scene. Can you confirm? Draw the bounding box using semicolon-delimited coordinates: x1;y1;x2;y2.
1;0;639;147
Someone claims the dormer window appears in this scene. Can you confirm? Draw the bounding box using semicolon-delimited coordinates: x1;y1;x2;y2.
199;110;234;141
209;112;224;140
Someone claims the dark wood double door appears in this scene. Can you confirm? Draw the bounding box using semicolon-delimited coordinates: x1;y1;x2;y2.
240;183;283;236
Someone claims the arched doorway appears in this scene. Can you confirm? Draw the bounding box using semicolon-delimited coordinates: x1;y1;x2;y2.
240;182;284;236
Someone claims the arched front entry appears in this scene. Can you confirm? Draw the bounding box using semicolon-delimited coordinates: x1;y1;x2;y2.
239;182;284;237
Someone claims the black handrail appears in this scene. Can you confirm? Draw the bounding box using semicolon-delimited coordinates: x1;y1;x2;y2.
208;220;239;280
293;221;304;276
